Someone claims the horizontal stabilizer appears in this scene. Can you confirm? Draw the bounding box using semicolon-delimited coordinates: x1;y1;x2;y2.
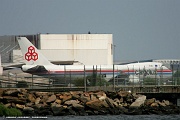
23;65;48;73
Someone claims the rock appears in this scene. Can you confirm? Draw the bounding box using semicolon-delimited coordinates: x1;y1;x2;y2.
102;100;109;108
158;101;166;107
67;106;77;115
0;89;178;116
3;89;20;96
86;100;103;110
4;103;11;108
46;95;56;103
105;98;114;108
3;96;26;104
28;93;36;103
20;89;27;93
63;105;68;109
51;104;65;116
86;100;108;110
128;107;142;115
64;100;79;106
151;102;159;107
118;91;130;98
85;110;94;115
35;92;50;97
117;106;128;114
55;99;62;104
132;93;144;100
130;95;146;108
35;97;41;105
23;106;34;111
23;106;35;116
114;98;121;105
113;101;119;107
126;97;133;103
94;91;107;99
122;103;128;107
90;94;98;101
145;98;156;106
0;89;4;96
70;91;83;99
163;100;170;106
78;96;90;103
40;95;49;103
20;89;28;96
26;102;34;107
16;104;25;109
34;103;46;109
37;108;53;116
97;91;107;101
106;91;117;99
18;93;25;98
11;103;16;108
59;94;72;103
72;103;84;110
99;96;106;101
83;92;90;97
119;98;124;103
127;94;134;103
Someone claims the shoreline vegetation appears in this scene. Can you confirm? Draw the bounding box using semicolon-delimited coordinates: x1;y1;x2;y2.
0;89;180;116
0;104;22;116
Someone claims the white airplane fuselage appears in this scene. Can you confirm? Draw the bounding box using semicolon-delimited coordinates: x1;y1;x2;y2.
21;62;172;82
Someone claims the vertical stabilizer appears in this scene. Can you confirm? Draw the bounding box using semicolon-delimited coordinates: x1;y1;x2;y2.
17;37;52;65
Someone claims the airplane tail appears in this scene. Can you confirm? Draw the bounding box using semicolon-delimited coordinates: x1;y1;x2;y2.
17;37;53;65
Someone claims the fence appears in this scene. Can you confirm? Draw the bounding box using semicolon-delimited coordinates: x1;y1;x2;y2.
0;65;180;92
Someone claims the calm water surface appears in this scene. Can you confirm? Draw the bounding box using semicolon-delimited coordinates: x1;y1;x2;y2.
2;115;180;120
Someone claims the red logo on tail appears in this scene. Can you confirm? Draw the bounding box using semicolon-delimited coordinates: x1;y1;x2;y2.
25;46;38;61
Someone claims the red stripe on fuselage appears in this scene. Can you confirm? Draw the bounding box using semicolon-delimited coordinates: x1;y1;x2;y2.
50;70;119;73
121;69;172;73
27;69;120;74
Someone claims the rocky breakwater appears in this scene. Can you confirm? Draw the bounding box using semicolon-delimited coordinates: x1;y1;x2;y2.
0;89;180;116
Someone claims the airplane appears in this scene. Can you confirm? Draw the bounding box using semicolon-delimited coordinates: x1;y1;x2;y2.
16;37;172;84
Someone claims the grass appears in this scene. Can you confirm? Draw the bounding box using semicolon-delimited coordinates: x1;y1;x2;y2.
0;104;22;117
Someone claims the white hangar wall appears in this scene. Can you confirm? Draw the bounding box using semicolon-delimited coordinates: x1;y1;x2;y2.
39;34;113;65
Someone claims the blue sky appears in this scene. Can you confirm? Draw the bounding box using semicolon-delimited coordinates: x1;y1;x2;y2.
0;0;180;61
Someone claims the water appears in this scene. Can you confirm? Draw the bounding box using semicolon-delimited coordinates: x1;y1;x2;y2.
2;115;180;120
